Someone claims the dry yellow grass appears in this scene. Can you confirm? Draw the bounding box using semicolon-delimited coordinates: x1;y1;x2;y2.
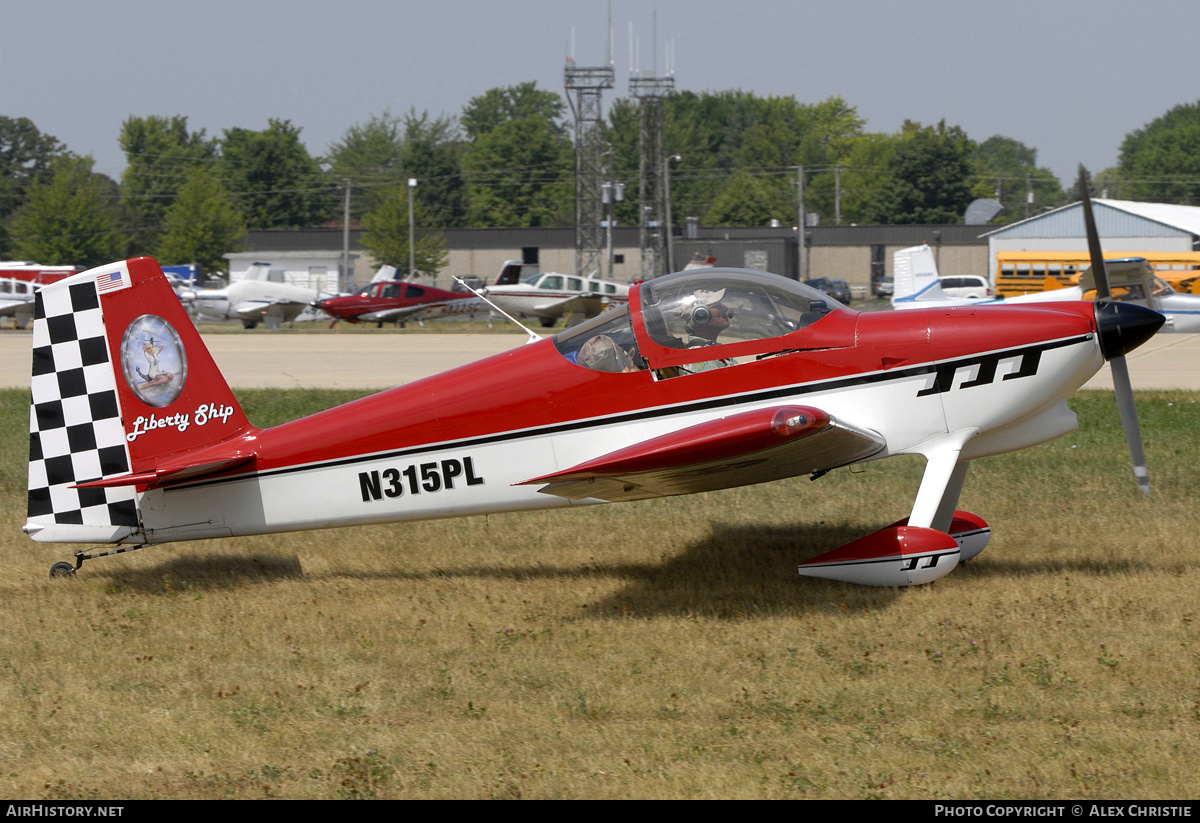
0;390;1198;799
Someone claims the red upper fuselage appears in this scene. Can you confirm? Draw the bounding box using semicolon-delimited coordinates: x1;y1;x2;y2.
247;281;1100;474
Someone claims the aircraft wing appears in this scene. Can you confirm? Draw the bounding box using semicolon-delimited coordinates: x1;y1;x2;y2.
357;304;435;323
230;300;308;323
532;293;604;317
518;405;885;502
0;297;33;317
362;298;482;324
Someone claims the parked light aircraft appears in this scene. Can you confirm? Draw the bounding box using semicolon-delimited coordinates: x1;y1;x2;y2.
482;260;629;327
0;263;81;329
892;243;1200;333
317;265;482;326
0;277;39;328
25;190;1164;586
191;262;332;329
0;274;111;330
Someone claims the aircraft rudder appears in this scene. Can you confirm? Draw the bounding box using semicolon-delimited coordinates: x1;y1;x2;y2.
28;260;142;542
494;260;524;286
892;244;945;305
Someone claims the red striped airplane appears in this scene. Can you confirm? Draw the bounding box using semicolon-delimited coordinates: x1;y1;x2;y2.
317;275;482;326
25;191;1162;586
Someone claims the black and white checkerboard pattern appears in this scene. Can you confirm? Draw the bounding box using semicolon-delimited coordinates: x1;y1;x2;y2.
27;280;139;529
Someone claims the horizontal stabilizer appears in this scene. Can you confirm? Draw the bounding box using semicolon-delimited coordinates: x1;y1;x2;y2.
73;452;255;490
521;405;884;502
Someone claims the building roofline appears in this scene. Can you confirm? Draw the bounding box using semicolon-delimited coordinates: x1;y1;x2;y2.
982;198;1200;238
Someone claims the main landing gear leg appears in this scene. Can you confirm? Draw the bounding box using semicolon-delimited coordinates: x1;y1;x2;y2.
907;433;975;531
903;433;992;562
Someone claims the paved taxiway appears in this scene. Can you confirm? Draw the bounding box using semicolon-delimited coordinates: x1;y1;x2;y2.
0;330;1194;390
0;331;527;390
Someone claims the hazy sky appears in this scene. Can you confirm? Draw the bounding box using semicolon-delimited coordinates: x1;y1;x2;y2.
4;0;1199;187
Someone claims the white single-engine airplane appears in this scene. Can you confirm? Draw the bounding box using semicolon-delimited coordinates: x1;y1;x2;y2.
482;260;629;328
191;262;334;329
892;243;1200;333
0;277;40;329
26;189;1163;586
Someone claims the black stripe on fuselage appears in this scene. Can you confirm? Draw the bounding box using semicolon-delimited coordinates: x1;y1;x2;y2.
166;333;1093;493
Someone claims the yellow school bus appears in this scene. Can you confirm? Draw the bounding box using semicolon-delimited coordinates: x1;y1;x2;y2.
995;251;1200;297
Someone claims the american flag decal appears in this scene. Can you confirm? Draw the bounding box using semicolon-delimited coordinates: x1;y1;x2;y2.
96;269;129;294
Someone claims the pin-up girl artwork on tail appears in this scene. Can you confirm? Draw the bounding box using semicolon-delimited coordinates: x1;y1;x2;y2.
120;315;188;408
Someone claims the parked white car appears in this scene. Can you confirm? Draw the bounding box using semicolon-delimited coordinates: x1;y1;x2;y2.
938;275;993;299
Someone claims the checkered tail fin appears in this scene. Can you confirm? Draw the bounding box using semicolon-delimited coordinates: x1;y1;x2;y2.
25;257;253;545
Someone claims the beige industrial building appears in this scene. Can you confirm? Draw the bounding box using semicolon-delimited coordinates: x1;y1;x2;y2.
237;223;991;300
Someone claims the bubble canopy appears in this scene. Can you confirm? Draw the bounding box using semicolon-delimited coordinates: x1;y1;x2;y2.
555;268;850;374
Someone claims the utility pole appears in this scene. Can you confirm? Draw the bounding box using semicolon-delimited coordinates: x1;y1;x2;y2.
407;178;417;279
796;166;806;281
601;149;624;279
663;154;680;274
342;179;352;291
834;165;842;225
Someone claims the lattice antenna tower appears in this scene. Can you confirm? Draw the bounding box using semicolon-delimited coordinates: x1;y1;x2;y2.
564;15;614;279
629;16;675;279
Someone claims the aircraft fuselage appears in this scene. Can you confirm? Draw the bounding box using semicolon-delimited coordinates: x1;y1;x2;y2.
128;303;1101;545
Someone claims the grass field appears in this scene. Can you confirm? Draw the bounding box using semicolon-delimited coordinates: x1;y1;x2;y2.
0;388;1198;799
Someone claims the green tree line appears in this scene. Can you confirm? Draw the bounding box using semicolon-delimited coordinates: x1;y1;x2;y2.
2;88;1198;272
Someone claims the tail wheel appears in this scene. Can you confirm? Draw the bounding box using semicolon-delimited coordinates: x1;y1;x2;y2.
49;562;76;579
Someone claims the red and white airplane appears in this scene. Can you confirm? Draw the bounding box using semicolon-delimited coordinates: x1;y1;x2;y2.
316;266;482;326
25;191;1163;586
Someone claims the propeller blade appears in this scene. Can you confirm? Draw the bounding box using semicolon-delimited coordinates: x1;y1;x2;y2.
1081;174;1161;494
1109;353;1151;495
1080;169;1111;301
